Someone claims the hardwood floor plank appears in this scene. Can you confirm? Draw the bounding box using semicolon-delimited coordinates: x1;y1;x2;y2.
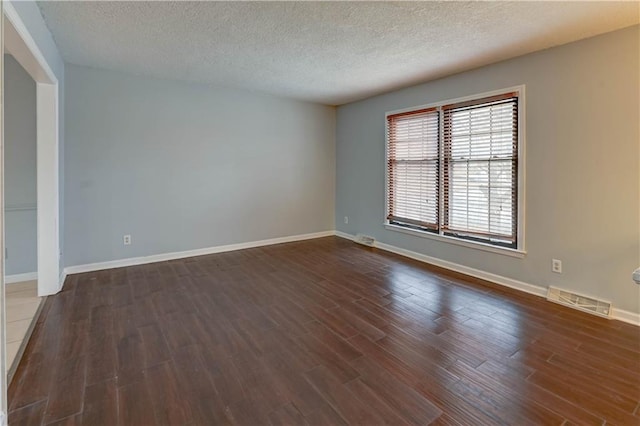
295;332;360;383
303;305;359;339
476;359;604;425
171;344;218;399
7;237;639;426
115;332;145;387
547;351;640;396
526;370;639;424
117;380;157;426
137;323;171;367
261;352;348;424
344;378;411;426
190;396;233;425
268;402;309;426
159;312;199;352
45;414;81;426
43;355;86;424
85;308;117;386
75;379;118;426
144;362;194;425
327;306;386;341
204;355;247;406
8;400;47;426
445;360;565;425
304;365;385;425
9;312;63;411
304;321;363;362
349;356;443;425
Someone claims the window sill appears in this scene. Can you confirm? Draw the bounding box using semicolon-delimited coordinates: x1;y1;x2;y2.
384;223;526;258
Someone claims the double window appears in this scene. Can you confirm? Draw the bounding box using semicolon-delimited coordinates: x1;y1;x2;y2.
386;89;522;250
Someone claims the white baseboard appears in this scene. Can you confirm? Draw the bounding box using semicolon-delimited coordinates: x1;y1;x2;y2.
335;230;355;241
610;308;640;326
374;240;547;298
4;272;38;284
61;229;639;326
64;230;336;275
334;232;639;326
58;271;67;292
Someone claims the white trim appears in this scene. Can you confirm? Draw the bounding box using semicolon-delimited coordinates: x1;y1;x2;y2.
64;231;336;275
4;4;61;298
384;223;526;258
58;271;67;292
4;203;36;212
2;3;64;418
385;85;526;117
334;232;639;326
375;238;545;297
4;272;38;284
517;86;527;251
611;308;640;326
61;229;640;326
0;23;6;418
36;83;60;297
334;230;355;241
3;2;57;84
384;85;526;253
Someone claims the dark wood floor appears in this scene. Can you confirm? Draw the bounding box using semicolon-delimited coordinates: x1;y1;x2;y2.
7;237;640;425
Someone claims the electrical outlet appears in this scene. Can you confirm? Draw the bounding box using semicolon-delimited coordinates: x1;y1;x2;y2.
344;216;349;224
552;259;562;274
123;235;132;245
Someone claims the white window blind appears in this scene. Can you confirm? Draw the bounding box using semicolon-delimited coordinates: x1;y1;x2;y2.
443;93;518;245
387;108;440;231
387;91;520;249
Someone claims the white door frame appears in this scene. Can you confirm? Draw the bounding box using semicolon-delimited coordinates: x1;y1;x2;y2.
4;2;61;298
1;2;61;421
0;2;6;420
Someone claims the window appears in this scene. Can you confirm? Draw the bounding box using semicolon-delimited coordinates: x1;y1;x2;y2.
386;89;522;250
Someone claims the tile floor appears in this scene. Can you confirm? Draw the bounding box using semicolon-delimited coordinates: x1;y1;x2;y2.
5;281;41;378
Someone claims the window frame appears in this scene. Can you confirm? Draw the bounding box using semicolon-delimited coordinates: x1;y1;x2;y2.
384;86;526;258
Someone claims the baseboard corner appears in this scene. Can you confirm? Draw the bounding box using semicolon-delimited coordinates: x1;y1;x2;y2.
65;230;337;275
334;230;355;241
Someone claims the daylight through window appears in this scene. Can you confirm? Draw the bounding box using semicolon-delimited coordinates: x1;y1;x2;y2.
387;91;520;249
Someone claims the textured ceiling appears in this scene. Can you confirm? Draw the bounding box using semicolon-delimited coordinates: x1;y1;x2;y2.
38;1;639;105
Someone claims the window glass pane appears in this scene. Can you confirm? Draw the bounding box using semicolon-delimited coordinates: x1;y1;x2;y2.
445;96;518;243
387;109;440;228
392;161;438;224
448;159;514;237
387;92;519;248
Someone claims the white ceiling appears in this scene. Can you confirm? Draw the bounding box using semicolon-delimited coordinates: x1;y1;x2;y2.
38;1;639;105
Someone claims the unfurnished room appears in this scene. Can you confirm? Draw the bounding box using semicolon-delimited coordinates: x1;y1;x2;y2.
0;1;639;425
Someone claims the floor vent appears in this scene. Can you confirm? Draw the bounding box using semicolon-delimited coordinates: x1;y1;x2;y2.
547;286;612;318
354;234;375;247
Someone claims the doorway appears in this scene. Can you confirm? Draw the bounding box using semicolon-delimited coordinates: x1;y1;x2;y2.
1;1;62;420
4;4;61;298
3;51;40;383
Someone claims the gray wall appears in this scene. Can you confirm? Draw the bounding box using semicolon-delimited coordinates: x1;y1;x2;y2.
4;55;37;275
12;0;66;276
336;26;640;314
65;64;336;266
